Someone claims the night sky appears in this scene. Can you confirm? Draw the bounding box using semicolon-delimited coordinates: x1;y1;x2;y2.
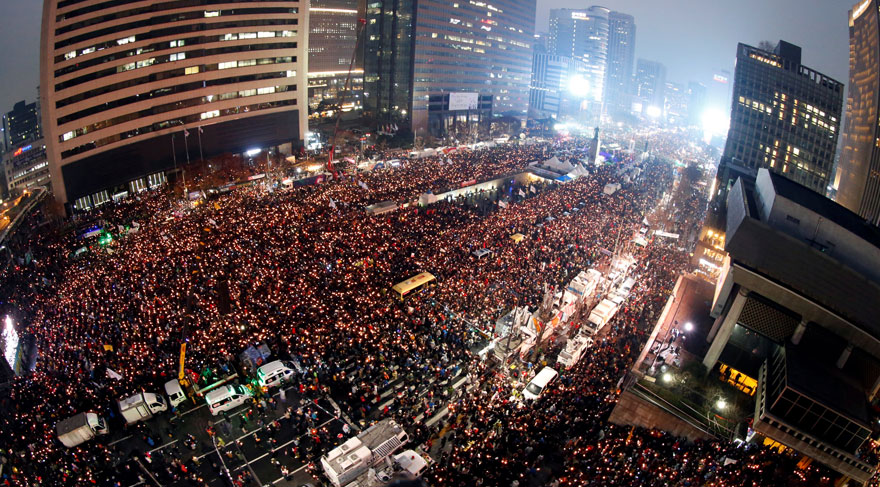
0;0;860;118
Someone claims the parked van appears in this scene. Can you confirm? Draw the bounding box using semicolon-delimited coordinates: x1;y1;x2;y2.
522;367;558;401
165;379;187;408
205;384;252;416
256;360;297;389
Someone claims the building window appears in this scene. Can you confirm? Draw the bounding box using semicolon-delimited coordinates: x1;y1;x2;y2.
785;215;800;225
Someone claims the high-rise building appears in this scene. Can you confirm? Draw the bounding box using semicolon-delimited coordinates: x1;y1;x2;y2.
364;0;535;140
663;82;688;124
604;11;635;117
3;100;42;147
715;41;843;205
529;53;588;120
836;0;880;225
634;59;666;113
3;139;51;197
308;0;363;117
40;0;309;209
687;81;707;126
548;7;610;105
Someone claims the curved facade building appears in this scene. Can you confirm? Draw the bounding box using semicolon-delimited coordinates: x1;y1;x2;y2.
40;0;308;208
837;0;880;225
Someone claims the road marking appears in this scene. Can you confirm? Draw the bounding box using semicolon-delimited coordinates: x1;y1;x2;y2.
109;434;133;446
180;403;207;417
231;418;336;471
149;439;178;454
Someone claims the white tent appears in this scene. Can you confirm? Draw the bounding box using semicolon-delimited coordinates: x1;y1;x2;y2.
418;192;439;206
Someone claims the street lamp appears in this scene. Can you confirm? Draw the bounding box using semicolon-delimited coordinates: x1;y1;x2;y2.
662;372;673;384
684;322;694;332
716;398;727;410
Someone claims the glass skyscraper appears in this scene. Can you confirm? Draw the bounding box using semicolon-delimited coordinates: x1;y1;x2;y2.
836;0;880;225
364;0;535;139
605;12;635;117
548;7;609;105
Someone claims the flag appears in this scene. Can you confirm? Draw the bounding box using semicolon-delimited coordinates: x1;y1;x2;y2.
393;123;399;132
184;128;190;137
329;198;337;210
530;185;536;193
518;189;525;197
358;180;369;190
198;126;204;134
103;344;114;352
107;368;123;380
498;200;508;208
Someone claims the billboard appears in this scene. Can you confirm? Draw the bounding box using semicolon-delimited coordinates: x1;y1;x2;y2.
448;92;480;111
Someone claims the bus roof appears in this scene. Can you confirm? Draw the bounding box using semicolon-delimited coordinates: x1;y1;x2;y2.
391;272;436;297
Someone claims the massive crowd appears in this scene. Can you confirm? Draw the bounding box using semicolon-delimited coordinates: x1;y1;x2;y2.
0;134;844;486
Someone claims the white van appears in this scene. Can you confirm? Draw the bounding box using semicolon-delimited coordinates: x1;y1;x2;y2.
256;360;296;389
522;367;558;401
165;379;187;408
205;384;252;416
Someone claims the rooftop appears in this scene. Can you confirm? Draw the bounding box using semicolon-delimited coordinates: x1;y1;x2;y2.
765;171;880;249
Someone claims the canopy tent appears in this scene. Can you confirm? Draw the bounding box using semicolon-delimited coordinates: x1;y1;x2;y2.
418;192;440;206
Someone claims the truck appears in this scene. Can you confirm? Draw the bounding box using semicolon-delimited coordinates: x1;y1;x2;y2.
557;333;594;369
117;392;168;425
57;412;110;448
321;419;409;487
584;299;620;335
346;450;432;487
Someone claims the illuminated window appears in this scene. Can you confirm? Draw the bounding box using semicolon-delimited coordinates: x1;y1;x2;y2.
185;66;200;75
258;31;275;38
286;70;297;77
65;51;77;60
218;61;237;69
200;110;220;119
117;36;136;46
169;52;186;62
240;32;257;39
170;39;185;48
204;10;220;17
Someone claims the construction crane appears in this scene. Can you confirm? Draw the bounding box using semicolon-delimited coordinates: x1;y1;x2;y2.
326;17;368;179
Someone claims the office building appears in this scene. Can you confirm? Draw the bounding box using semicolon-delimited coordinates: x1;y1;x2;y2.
687;81;707;126
308;0;363;117
664;82;688;124
3;139;51;197
716;41;843;205
40;0;309;209
3;101;42;148
529;53;588;120
604;12;636;117
548;7;610;105
634;59;666;113
704;168;880;484
836;0;880;225
364;0;535;139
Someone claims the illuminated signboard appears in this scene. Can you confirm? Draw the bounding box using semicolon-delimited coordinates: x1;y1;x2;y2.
713;74;728;84
571;12;589;20
12;145;32;157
